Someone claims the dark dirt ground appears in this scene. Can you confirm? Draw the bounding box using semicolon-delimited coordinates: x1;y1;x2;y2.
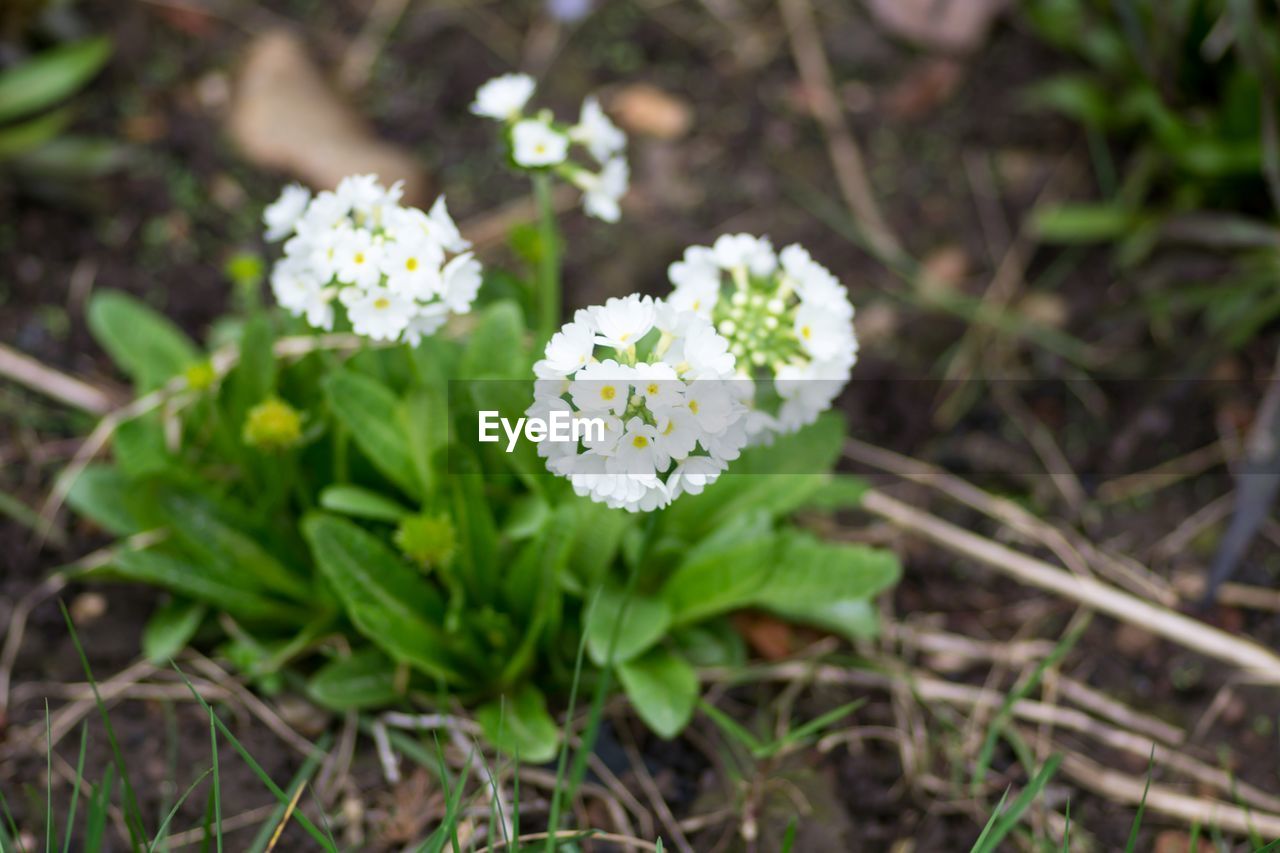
3;1;1280;850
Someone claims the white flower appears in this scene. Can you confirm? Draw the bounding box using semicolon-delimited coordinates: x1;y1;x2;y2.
382;238;444;300
528;298;745;512
663;236;858;441
471;73;537;121
591;294;654;351
345;287;412;341
264;177;484;345
570;96;626;163
512;120;570;167
440;253;483;313
576;157;629;222
538;320;597;377
263;184;311;241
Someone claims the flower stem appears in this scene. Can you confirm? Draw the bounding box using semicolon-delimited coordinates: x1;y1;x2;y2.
532;171;561;343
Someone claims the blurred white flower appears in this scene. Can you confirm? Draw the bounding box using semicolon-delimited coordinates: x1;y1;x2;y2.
263;175;483;345
264;184;311;241
570;96;626;163
665;235;858;441
471;73;536;121
528;298;746;512
575;157;629;222
512;120;570;167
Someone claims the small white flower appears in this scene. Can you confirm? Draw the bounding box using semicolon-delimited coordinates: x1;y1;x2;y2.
712;233;777;277
440;253;483;314
591;294;654;351
539;320;597;377
512;120;570;167
577;157;629;222
570;96;626;163
382;238;444;300
345;287;412;341
333;228;383;290
263;184;311;241
569;359;633;415
402;304;450;347
471;73;537;121
428;196;470;253
608;417;661;477
668;455;725;499
794;301;855;362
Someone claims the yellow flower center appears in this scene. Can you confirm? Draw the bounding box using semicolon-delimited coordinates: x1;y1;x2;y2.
688;399;699;414
354;252;365;265
601;386;616;401
374;297;390;309
801;325;812;340
632;435;649;448
405;257;418;271
647;383;659;395
663;420;675;435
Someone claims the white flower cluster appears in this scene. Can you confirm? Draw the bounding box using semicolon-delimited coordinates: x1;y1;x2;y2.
667;235;857;440
263;175;482;346
471;73;629;222
528;295;750;512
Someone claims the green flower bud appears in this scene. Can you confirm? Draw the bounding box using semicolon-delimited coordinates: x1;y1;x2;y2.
395;513;457;571
242;398;302;451
184;361;217;392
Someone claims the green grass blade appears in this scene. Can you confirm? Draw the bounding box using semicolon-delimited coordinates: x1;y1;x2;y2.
171;664;336;851
972;617;1089;793
244;731;331;853
780;818;797;853
1187;819;1201;851
1123;748;1154;853
45;701;53;853
60;600;148;847
971;754;1062;853
147;769;214;852
544;585;599;852
771;699;866;757
0;784;28;853
969;787;1009;853
697;699;763;755
1060;799;1070;852
210;710;222;853
61;722;88;853
84;765;113;851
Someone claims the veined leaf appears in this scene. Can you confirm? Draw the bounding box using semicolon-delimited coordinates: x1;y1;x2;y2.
142;599;206;664
66;465;141;536
104;550;305;623
750;532;901;640
661;512;778;625
476;684;560;764
303;514;464;683
585;587;671;666
319;485;412;522
87;290;200;391
618;647;698;739
323;371;421;499
306;649;402;711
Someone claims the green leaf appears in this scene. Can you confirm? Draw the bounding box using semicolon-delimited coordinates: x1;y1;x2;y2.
750;533;901;640
87;290;200;391
565;497;631;592
476;684;560;763
618;647;698;739
460;300;528;380
141;599;206;664
1021;75;1112;127
0;37;112;124
661;512;778;626
323;371;421;499
0;106;73;160
318;485;412;522
104;550;305;622
799;474;871;511
306;649;402;711
15;135;130;177
585;587;671;666
223;315;276;429
1032;204;1138;243
150;485;309;600
66;465;141;536
302;514;463;683
113;414;169;477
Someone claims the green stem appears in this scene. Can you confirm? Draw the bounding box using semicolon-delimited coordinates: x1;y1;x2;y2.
532;171;561;343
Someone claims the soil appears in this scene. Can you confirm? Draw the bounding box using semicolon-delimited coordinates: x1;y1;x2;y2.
3;1;1279;850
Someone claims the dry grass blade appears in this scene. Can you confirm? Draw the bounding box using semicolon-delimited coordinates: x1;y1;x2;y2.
777;0;900;260
1059;751;1280;838
265;780;307;852
0;342;119;414
861;488;1280;683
